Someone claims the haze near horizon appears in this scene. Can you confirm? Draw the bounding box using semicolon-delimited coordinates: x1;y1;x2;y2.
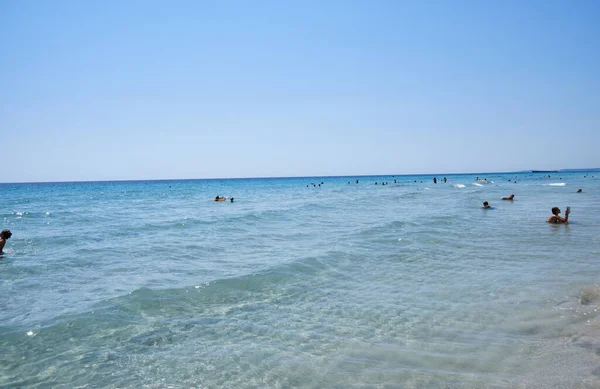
1;0;598;183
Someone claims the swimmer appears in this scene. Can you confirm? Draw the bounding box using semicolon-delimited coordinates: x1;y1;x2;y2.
0;229;12;253
547;207;570;224
482;201;491;209
230;197;234;203
502;194;515;200
577;189;583;193
214;196;226;202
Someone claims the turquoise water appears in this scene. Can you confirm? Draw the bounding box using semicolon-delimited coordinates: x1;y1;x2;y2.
1;172;600;388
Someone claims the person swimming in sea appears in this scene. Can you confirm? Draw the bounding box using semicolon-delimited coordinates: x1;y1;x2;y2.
0;229;12;253
502;194;515;200
547;207;570;224
482;201;491;209
577;188;583;193
214;196;226;202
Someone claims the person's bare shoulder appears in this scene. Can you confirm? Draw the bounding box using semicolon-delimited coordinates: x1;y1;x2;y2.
547;215;566;224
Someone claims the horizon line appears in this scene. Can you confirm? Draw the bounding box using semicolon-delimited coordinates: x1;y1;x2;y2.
1;168;598;185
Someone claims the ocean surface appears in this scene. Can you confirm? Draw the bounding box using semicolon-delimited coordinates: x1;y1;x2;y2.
1;172;600;389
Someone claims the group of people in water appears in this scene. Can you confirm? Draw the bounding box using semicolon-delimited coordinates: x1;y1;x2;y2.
1;176;588;254
310;176;582;226
483;191;581;224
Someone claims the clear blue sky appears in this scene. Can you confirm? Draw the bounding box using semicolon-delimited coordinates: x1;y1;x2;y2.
1;0;599;182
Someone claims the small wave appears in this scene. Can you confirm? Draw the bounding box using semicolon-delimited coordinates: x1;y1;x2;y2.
453;184;466;188
546;183;566;187
580;286;600;305
472;183;483;187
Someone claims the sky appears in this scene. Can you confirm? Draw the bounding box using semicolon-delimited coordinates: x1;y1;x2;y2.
1;0;599;182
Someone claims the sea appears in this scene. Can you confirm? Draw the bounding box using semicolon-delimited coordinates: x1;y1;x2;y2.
1;171;599;389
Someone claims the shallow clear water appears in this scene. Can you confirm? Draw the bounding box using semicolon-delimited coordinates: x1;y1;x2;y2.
1;172;600;388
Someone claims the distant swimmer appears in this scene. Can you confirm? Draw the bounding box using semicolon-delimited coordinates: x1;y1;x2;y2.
433;177;437;184
0;229;12;253
483;201;491;209
577;189;583;193
502;194;515;200
214;196;226;202
443;177;447;183
547;206;570;224
230;197;234;203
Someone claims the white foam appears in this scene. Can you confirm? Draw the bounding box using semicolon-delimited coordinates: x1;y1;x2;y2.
453;184;466;188
546;183;567;186
473;183;483;187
